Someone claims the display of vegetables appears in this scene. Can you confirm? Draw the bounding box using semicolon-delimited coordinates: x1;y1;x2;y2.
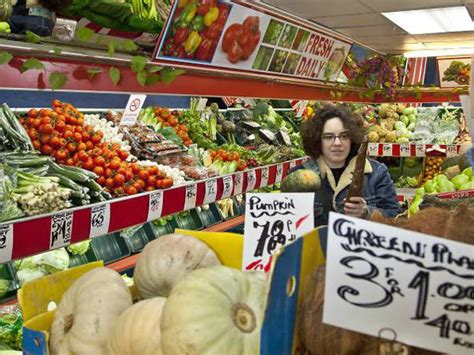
84;114;131;152
66;241;91;256
0;306;22;351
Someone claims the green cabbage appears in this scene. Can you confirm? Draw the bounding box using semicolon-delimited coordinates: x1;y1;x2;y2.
66;241;91;256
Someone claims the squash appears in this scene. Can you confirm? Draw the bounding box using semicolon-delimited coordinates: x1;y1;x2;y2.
134;234;221;299
161;265;266;355
281;169;321;192
50;267;132;355
106;297;166;355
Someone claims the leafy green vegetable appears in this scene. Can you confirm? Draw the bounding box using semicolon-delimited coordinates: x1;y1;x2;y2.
109;67;121;85
48;72;68;90
136;70;147;87
131;55;148;73
20;58;45;73
159;127;183;146
67;240;90;256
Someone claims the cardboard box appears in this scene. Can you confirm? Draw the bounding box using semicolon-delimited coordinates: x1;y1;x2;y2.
20;227;327;354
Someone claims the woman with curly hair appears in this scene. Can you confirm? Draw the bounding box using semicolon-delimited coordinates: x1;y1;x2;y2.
291;104;399;226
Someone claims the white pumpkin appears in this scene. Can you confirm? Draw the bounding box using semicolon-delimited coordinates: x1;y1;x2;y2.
50;267;133;355
161;265;266;355
134;234;221;298
106;297;166;355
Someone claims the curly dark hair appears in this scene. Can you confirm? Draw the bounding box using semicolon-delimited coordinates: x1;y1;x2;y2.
299;104;365;160
38;0;72;13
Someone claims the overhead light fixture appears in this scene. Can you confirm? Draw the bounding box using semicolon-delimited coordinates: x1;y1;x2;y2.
382;6;474;34
404;48;474;58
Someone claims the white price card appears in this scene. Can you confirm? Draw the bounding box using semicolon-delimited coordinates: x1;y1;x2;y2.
222;176;233;199
204;179;218;205
0;224;13;263
243;193;315;272
295;100;308;118
120;94;147;126
234;172;244;195
260;167;269;187
90;204;111;238
184;184;197;211
50;212;73;249
275;164;283;183
382;144;393;157
416;144;425;157
246;170;257;192
196;98;208;112
289;160;297;170
147;190;164;222
446;145;458;157
324;212;474;355
368;143;379;156
400;143;411;157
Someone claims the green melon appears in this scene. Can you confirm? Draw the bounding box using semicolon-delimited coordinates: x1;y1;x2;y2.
281;169;321;192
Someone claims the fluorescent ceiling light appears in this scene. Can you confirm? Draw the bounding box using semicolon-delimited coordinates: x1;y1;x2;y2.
404;48;474;58
382;6;474;34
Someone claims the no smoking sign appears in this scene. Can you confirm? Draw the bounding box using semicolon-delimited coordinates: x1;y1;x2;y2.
120;94;147;125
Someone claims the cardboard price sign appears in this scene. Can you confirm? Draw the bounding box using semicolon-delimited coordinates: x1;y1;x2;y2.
324;212;474;354
243;193;314;272
120;94;147;126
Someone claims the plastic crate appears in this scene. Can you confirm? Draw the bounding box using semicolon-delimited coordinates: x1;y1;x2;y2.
0;262;19;301
171;210;204;231
67;247;98;268
197;203;223;227
91;233;131;265
147;220;175;239
119;225;151;253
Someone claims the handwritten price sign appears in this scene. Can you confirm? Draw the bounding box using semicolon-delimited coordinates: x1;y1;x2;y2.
0;224;13;263
50;212;73;249
90;204;110;238
243;193;314;272
324;213;474;354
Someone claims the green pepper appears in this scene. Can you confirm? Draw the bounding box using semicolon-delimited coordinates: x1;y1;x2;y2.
204;7;219;27
191;15;205;32
177;1;197;28
184;31;202;54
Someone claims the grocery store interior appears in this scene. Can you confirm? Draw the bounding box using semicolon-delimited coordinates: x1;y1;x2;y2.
0;0;472;354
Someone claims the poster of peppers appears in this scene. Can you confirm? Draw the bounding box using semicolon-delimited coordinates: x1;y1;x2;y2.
155;0;353;83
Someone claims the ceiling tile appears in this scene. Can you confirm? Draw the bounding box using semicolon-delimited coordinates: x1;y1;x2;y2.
413;32;474;42
337;25;407;37
266;0;372;17
360;0;464;12
355;34;419;44
421;41;474;49
313;13;390;27
372;43;427;53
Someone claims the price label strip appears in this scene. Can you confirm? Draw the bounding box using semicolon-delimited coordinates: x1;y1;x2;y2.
416;144;425;157
446;145;458;157
275;164;283;183
90;204;111;238
368;143;379;156
260;167;269;187
400;143;411;157
50;212;73;249
0;224;13;263
289;160;297;170
382;144;393;157
222;176;234;199
147;190;164;222
184;184;198;211
234;172;244;195
242;193;315;273
324;212;474;355
203;179;218;205
246;170;257;192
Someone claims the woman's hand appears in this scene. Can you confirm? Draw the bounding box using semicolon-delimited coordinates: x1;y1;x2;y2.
344;197;369;218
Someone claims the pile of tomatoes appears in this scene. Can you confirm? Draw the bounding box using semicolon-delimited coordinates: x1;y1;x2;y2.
209;148;248;171
21;100;174;196
154;107;193;147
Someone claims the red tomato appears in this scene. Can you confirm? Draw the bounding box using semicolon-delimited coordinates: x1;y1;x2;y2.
243;16;260;32
94;156;106;167
54;149;67;161
222;24;242;53
227;40;244;63
113;174;126;187
216;3;229;22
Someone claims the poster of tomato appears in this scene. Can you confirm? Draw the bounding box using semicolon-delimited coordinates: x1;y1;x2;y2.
154;0;352;83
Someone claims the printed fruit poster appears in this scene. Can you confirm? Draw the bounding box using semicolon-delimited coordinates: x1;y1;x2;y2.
154;0;352;83
437;56;471;88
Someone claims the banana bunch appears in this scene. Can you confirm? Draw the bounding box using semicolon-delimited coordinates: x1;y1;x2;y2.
129;0;159;21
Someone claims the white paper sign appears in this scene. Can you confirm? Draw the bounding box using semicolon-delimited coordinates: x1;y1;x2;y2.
147;190;164;221
234;172;244;195
446;145;458;157
222;176;233;199
382;144;393;157
324;212;474;355
246;170;257;192
90;204;110;238
196;98;208;112
368;143;379;156
260;167;269;187
120;94;147;126
275;164;283;183
295;100;308;118
50;212;73;249
400;143;411;157
289;160;297;170
204;179;218;205
0;224;13;263
243;193;315;272
416;144;425;157
184;184;197;210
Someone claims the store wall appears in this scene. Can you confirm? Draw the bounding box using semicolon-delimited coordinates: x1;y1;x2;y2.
0;90;191;109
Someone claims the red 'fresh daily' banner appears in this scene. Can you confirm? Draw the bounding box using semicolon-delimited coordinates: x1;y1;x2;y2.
153;0;352;83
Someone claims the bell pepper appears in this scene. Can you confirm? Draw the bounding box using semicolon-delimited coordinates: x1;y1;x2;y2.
191;15;205;32
195;38;214;61
197;0;217;16
204;7;219;27
177;1;198;28
173;27;189;45
184;31;202;54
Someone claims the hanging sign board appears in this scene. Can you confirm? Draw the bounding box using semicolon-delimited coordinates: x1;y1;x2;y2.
243;193;314;272
323;212;474;355
153;0;352;83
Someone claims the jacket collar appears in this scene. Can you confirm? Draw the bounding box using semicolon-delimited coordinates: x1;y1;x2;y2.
316;156;373;209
